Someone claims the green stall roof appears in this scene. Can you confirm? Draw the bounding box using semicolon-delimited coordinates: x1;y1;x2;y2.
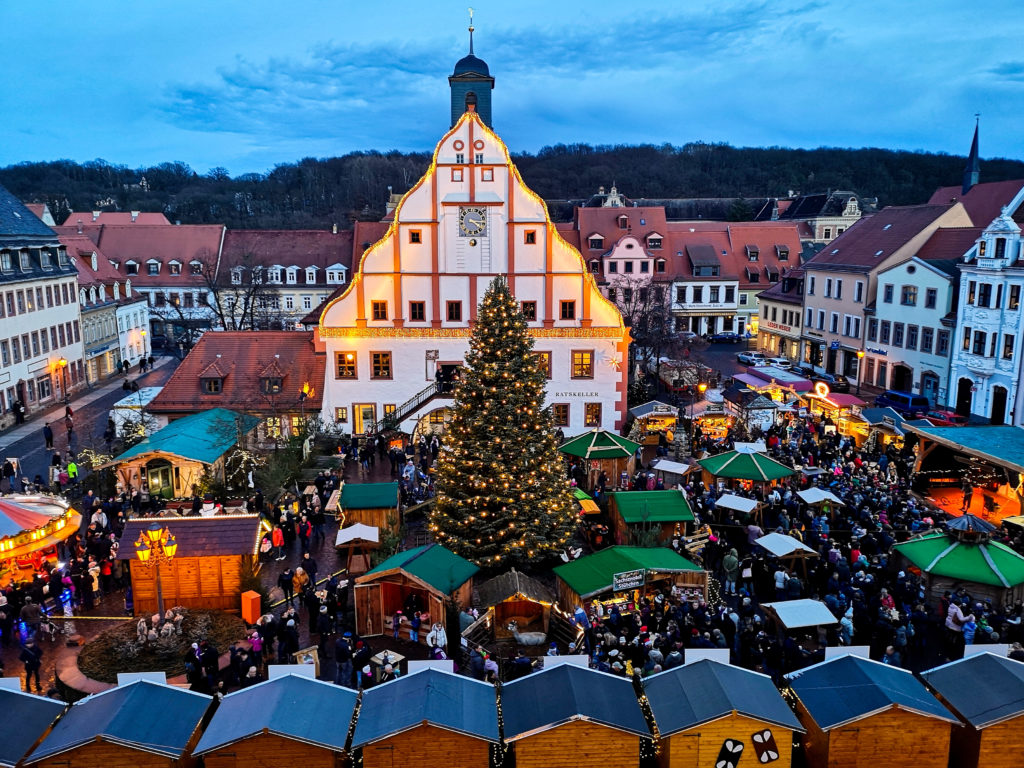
554;545;701;599
110;408;259;466
894;532;1024;588
559;429;641;460
610;490;694;524
362;543;479;595
697;450;795;481
341;482;399;510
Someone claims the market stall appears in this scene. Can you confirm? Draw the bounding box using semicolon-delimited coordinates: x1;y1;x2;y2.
692;401;732;442
756;532;820;576
857;407;908;449
797;488;845;508
650;458;698;488
628;401;678;444
559;430;641;491
715;493;762;524
354;543;477;644
804;385;866;439
338;482;400;537
697;450;796;492
553;545;706;615
335;522;379;575
607;490;695;545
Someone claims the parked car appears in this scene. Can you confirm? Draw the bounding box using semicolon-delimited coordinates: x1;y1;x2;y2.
875;390;930;417
709;332;742;343
737;351;767;365
809;370;851;393
924;409;968;426
763;357;792;369
678;331;699;342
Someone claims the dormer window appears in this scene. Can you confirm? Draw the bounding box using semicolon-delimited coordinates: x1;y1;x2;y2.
98;286;106;302
125;260;139;275
286;267;298;284
202;378;222;394
267;267;282;283
305;267;317;283
655;259;666;273
168;261;182;275
0;253;11;272
231;268;243;285
146;260;160;275
588;235;604;249
19;252;30;271
57;248;68;266
125;279;132;296
746;245;759;261
617;215;628;230
190;260;203;275
589;260;600;274
114;283;120;300
89;287;97;303
326;263;347;284
80;289;87;305
41;250;53;269
776;245;789;260
261;377;283;394
647;234;663;250
995;238;1007;259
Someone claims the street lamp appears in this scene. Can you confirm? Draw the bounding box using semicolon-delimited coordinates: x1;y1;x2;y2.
140;329;148;358
134;522;178;617
690;382;708;455
58;357;69;404
298;381;315;424
856;350;865;395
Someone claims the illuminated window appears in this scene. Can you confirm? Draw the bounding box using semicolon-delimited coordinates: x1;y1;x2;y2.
572;350;594;379
266;417;282;438
584;402;602;427
335;407;348;423
371;352;392;379
336;352;356;379
552;404;569;426
533;351;552;379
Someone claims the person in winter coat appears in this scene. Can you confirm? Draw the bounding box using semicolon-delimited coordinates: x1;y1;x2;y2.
20;639;43;693
425;622;447;652
722;549;739;595
272;525;285;560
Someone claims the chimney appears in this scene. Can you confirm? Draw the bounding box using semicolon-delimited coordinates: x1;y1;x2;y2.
76;219;83;234
130;211;140;223
332;223;338;234
92;211;100;222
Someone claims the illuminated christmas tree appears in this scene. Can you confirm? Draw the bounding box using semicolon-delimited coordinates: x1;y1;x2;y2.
430;276;576;568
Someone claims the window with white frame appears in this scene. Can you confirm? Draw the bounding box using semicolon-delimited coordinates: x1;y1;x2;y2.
267;267;282;283
306;267;317;283
168;261;182;275
231;268;242;285
286;267;298;284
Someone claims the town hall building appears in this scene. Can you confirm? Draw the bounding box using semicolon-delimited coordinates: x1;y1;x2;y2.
318;42;629;438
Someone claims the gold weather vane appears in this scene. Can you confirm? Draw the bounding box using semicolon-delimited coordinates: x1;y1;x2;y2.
468;7;475;54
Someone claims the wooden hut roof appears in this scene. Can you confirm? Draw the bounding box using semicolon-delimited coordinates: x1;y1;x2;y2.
786;655;957;731
115;515;262;560
502;665;650;740
0;689;64;768
609;490;694;524
553;546;701;600
697;450;795;481
358;544;478;595
643;659;803;736
474;569;555;609
922;653;1024;728
352;668;498;747
194;674;357;755
25;680;211;763
340;481;399;510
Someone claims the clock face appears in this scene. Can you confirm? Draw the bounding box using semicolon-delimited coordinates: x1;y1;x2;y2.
459;207;487;237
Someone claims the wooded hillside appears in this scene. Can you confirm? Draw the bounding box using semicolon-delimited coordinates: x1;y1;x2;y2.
2;142;1022;230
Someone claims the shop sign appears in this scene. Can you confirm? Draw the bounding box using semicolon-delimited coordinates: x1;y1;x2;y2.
613;569;646;592
702;403;725;415
830;341;841;350
866;347;887;356
761;320;793;333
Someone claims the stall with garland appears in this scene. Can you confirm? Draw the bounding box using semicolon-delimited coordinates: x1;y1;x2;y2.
628;401;678;445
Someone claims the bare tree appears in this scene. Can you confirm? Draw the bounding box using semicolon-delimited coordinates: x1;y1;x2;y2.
199;251;278;331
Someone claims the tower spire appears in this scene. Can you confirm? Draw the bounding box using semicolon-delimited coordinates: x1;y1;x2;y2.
962;114;980;196
468;7;474;54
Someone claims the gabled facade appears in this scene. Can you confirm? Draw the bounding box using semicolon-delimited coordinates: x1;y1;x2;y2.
948;187;1024;424
757;268;804;359
318;108;628;438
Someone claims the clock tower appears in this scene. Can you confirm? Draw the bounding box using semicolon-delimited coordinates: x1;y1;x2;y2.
449;12;494;128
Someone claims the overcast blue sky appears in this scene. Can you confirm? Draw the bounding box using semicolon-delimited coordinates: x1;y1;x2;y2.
1;0;1021;174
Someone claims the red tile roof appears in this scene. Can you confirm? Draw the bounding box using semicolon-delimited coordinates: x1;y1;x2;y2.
148;331;325;415
54;223;225;287
573;207;669;257
59;234;123;288
220;229;354;273
803;204;955;273
928;180;1024;226
65;211;172;226
914;227;983;264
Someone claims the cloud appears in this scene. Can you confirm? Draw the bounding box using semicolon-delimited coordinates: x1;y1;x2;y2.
989;61;1024;82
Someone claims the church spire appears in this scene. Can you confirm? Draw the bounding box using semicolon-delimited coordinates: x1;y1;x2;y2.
468;6;475;54
962;115;980;196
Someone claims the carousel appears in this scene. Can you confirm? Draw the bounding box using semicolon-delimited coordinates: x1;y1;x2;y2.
0;495;81;586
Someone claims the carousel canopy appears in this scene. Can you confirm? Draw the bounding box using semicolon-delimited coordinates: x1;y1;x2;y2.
797;488;846;506
628;400;678;419
610;490;694;525
697;451;795;481
559;430;641;460
715;494;760;514
360;543;478;595
893;532;1024;589
0;499;54;538
554;546;701;599
756;532;819;559
947;514;997;533
761;599;838;629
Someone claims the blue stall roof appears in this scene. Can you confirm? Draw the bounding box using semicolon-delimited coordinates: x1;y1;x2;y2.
922;653;1024;728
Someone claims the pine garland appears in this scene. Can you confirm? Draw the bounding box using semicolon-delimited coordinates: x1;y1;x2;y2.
429;276;576;567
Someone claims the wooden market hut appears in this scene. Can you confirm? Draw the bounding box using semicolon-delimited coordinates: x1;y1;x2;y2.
470;568;559;641
352;668;498;768
643;659;804;768
607;490;695;545
117;515;263;615
786;655;958;768
697;450;795;491
339;482;400;536
0;688;65;768
559;429;641;491
553;546;707;612
628;400;678;444
756;532;820;576
891;519;1024;604
104;408;260;500
921;653;1024;768
24;680;211;768
501;664;650;768
194;674;358;768
354;543;478;642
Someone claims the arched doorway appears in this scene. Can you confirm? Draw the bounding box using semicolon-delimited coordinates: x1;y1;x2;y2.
920;372;940;405
414;407;452;441
145;458;175;499
991;386;1008;426
891;364;912;392
955;378;974;417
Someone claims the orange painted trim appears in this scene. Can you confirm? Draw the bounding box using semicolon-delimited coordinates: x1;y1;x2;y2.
543;223;555;328
507;171;516;295
356;274;366;328
469;277;478;323
614;331;632;430
392;231;403;328
431;202;441;328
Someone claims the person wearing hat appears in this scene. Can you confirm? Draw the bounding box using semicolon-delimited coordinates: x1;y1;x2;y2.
316;605;333;655
334;633;353;687
546;641;559;657
392;609;404;641
20;638;43;693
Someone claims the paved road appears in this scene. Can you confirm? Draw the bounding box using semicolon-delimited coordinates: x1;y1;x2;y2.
0;359;178;488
